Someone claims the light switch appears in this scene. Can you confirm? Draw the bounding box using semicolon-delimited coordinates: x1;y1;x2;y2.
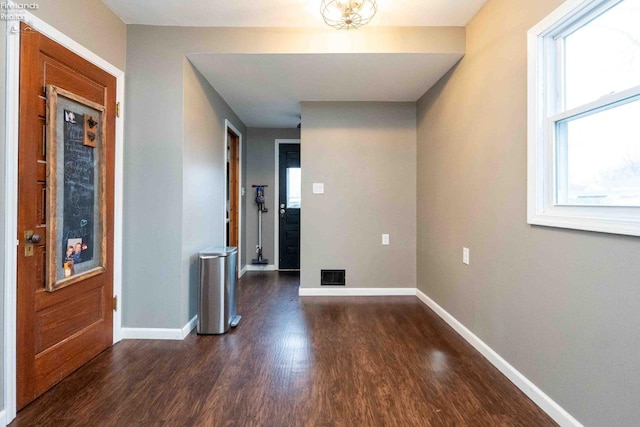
382;234;390;245
463;247;470;265
313;183;325;194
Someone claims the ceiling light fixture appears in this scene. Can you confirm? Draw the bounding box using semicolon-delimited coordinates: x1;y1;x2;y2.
320;0;377;30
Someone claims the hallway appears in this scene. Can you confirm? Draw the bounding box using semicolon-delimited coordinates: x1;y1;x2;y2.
12;272;555;426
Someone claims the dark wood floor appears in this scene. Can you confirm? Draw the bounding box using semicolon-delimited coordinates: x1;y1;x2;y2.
12;272;555;426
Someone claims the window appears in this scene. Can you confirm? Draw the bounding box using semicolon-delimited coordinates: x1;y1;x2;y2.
286;167;301;208
528;0;640;236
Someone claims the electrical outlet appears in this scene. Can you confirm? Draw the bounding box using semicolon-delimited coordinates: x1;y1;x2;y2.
463;247;470;265
382;234;390;245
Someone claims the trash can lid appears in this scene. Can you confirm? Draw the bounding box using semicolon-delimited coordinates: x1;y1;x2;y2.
199;246;237;257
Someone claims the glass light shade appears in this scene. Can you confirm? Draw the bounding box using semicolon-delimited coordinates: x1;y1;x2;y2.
320;0;377;30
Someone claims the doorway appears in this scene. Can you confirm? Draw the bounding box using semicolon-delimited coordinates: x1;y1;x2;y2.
275;140;301;270
224;120;242;276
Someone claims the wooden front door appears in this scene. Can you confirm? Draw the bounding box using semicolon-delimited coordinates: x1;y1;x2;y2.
17;24;116;409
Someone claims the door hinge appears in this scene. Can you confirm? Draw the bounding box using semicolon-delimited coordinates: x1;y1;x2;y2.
116;102;121;118
113;295;118;311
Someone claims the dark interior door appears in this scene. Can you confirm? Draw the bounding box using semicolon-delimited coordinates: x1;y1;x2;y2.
278;144;301;270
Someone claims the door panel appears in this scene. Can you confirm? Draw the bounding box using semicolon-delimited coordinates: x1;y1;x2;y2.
17;24;116;409
278;144;301;270
35;287;104;353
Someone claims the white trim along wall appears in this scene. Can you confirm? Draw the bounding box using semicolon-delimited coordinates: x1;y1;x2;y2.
3;9;125;424
299;288;416;297
273;139;301;270
121;316;197;341
245;264;277;272
300;287;582;426
414;290;583;427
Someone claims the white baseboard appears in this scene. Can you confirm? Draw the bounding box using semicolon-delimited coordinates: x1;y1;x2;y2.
122;315;197;341
239;265;248;277
181;315;198;338
0;409;6;427
299;287;417;297
245;264;277;271
415;289;582;427
122;327;183;340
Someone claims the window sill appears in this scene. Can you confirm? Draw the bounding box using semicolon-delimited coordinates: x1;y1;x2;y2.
527;209;640;237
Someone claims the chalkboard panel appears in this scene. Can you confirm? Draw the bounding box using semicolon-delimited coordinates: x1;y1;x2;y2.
46;86;106;291
63;109;96;266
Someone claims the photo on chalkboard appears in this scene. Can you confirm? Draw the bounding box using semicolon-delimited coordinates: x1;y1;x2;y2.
66;238;87;263
63;242;75;278
46;85;107;292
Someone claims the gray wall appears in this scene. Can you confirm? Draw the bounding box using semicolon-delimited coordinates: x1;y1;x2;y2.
182;60;246;325
124;24;461;328
33;0;126;70
124;41;248;329
124;31;185;329
245;128;300;266
416;0;640;425
301;102;416;289
0;0;126;417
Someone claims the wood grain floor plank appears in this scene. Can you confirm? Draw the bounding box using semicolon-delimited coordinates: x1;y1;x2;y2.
12;272;556;426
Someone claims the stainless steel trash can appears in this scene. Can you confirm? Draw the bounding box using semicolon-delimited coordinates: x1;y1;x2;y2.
197;246;241;335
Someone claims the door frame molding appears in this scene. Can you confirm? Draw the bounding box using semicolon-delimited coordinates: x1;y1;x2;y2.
273;139;301;270
224;119;243;276
3;10;125;423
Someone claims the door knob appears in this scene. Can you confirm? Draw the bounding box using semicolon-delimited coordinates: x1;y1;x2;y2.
24;230;41;257
280;208;285;218
28;233;42;244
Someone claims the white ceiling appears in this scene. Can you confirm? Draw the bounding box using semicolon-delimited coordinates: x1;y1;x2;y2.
102;0;488;27
105;1;484;128
188;53;463;128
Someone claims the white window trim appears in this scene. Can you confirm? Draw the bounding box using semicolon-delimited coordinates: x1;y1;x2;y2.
527;0;640;237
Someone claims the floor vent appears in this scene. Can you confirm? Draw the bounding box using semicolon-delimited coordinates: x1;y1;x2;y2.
321;270;345;286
